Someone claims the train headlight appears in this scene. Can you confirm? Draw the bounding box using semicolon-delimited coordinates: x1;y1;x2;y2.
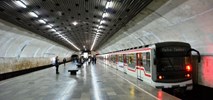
185;64;192;72
185;74;191;78
158;75;163;80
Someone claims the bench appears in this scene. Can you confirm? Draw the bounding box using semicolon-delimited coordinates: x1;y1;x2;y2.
68;70;78;75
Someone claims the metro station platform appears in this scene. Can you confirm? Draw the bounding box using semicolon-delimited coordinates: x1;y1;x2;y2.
0;61;179;100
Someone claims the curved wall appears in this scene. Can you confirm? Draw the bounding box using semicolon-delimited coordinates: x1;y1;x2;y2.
0;19;74;74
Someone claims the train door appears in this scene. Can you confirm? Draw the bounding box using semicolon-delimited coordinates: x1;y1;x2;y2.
123;54;127;74
136;53;142;80
126;53;137;77
117;54;124;71
142;52;152;83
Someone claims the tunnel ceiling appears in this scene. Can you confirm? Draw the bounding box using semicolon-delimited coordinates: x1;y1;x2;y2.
0;0;152;51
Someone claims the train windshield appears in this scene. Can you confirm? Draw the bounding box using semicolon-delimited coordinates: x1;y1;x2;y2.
157;57;190;72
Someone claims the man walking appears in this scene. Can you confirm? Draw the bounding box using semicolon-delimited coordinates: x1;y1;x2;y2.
55;56;59;74
63;58;66;66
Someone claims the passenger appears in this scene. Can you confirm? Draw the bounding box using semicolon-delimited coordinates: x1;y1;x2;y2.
94;57;96;64
92;56;96;64
55;56;59;74
88;57;91;65
81;57;84;64
63;58;66;66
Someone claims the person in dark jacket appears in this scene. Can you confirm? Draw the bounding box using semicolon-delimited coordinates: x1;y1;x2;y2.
92;56;96;64
55;56;59;74
63;58;66;66
94;56;96;64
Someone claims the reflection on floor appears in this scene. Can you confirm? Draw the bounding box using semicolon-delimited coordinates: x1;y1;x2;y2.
0;61;179;100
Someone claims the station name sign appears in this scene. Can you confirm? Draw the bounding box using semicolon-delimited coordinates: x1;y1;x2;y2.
156;46;189;57
161;47;187;52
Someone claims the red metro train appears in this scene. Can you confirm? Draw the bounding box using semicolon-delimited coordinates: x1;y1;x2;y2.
98;41;200;90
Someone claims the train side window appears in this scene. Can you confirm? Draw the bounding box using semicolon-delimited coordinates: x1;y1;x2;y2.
142;52;150;72
119;54;123;62
142;53;146;67
115;55;119;63
141;53;143;66
110;55;113;62
114;55;117;63
137;53;143;66
146;52;151;72
112;55;116;63
127;54;136;68
123;54;126;63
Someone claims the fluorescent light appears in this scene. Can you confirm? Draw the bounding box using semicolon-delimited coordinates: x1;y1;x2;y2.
97;29;101;32
14;0;27;8
94;28;98;31
90;35;98;51
52;29;80;51
49;29;56;32
102;13;109;18
55;32;60;35
38;19;46;24
98;25;103;29
59;34;80;50
29;12;38;18
67;40;80;51
106;1;113;9
52;31;80;51
72;21;78;26
100;20;105;24
49;24;54;27
46;25;52;28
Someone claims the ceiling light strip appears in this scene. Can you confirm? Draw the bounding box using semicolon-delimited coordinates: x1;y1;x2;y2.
46;25;52;28
102;12;109;18
90;1;114;51
38;19;46;24
90;35;98;51
105;1;113;9
29;12;38;18
14;0;27;8
54;31;80;51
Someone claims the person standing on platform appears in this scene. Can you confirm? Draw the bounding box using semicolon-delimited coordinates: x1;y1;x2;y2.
94;56;96;64
55;56;59;74
63;58;66;66
88;57;91;65
92;56;96;64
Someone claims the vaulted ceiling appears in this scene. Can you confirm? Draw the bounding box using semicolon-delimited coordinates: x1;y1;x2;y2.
0;0;152;51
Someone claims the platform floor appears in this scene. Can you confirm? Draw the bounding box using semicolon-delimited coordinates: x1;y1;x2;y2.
0;61;180;100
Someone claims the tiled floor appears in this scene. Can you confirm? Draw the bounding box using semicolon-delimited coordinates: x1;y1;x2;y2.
0;61;180;100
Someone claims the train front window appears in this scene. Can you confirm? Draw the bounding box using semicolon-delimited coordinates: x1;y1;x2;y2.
157;57;190;72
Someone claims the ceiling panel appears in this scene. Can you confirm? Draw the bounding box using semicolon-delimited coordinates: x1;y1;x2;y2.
0;0;152;51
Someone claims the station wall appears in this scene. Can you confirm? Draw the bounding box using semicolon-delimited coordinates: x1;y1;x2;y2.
0;19;73;74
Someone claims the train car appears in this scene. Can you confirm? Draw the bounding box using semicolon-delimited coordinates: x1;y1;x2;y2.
98;41;200;91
